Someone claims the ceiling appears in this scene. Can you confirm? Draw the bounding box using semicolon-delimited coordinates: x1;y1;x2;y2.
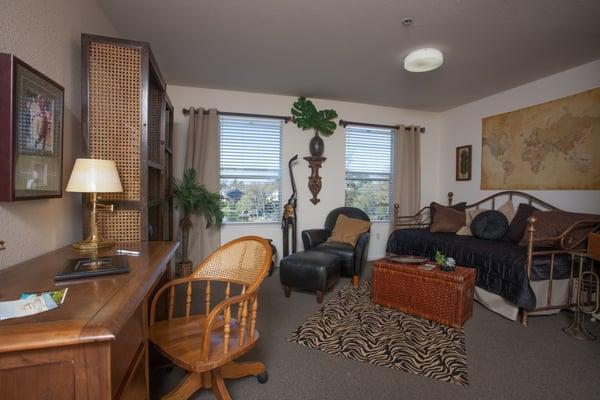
98;0;600;111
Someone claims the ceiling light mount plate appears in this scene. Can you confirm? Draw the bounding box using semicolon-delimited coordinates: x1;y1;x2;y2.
404;48;444;72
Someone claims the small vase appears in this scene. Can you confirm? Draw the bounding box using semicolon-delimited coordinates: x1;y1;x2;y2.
309;133;324;157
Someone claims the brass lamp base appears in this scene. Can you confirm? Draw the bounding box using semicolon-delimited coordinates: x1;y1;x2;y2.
72;237;115;251
73;192;116;251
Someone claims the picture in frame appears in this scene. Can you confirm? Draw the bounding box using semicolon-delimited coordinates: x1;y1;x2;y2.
0;53;64;201
456;145;472;181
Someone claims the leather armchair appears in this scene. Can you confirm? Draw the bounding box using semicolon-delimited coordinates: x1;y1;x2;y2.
301;207;370;287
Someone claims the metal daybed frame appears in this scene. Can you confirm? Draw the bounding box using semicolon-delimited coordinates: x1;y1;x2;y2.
392;191;600;326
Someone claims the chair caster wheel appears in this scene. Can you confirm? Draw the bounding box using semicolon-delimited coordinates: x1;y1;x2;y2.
257;371;269;384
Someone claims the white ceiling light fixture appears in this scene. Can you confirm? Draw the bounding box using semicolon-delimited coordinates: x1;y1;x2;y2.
404;48;444;72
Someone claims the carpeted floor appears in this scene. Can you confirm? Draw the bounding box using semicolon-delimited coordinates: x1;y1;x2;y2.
151;262;600;400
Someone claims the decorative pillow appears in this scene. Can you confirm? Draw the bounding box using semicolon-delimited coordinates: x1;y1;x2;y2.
429;201;466;227
456;209;486;236
457;200;514;236
430;203;466;233
497;200;516;224
507;204;538;242
328;214;371;247
471;210;509;240
518;210;600;248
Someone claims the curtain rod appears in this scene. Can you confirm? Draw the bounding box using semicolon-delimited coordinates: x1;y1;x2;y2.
338;119;425;133
182;108;292;123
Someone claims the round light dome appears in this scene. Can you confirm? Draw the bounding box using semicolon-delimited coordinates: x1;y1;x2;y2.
404;48;444;72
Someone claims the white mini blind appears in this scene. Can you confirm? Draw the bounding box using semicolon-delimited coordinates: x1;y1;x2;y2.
220;116;283;178
345;125;393;220
346;125;392;179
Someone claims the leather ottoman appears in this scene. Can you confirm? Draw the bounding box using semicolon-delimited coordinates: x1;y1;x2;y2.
280;250;342;303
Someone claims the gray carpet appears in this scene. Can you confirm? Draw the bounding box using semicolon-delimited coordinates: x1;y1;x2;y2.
151;262;600;400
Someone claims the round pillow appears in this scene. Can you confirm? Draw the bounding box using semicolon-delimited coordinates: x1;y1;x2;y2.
470;210;509;240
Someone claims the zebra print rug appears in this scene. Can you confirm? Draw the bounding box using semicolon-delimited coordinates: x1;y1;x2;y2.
286;282;469;386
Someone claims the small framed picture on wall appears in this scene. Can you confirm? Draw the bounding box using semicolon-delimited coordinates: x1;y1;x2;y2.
456;145;472;181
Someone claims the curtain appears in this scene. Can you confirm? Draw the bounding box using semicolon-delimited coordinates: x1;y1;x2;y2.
184;107;221;264
391;125;421;221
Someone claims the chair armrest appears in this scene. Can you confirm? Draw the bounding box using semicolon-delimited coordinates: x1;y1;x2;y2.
353;232;370;275
201;290;258;360
149;276;212;325
302;229;330;250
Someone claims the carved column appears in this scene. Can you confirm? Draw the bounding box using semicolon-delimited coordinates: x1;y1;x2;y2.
303;156;326;205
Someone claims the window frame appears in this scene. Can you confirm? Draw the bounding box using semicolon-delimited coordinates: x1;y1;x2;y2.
344;124;394;222
219;115;284;225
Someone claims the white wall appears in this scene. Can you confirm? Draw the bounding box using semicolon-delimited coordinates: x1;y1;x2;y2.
167;86;440;262
0;1;119;269
439;59;600;213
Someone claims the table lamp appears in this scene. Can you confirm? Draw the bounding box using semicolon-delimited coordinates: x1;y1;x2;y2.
66;158;123;251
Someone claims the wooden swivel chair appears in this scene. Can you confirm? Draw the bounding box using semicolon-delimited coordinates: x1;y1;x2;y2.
149;236;272;400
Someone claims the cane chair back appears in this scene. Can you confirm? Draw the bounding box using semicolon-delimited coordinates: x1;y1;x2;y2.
192;237;270;289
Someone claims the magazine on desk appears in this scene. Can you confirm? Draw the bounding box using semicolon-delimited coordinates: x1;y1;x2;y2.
0;288;68;321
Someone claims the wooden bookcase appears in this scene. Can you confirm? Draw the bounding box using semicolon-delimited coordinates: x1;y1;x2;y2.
81;34;173;242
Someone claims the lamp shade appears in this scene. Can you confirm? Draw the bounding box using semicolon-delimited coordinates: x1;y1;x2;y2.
404;48;444;72
66;158;123;193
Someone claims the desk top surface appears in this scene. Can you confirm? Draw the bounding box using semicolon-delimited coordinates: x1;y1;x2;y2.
0;241;178;353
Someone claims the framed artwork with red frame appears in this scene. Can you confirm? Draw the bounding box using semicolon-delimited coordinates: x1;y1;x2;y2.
0;53;64;201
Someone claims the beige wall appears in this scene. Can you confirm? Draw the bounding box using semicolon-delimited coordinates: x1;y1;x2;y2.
0;0;118;269
167;85;441;262
439;59;600;213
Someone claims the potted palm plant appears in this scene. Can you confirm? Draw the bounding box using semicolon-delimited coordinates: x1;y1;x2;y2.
291;97;338;157
174;168;223;276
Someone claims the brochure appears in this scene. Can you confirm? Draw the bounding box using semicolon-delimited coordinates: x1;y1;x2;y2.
0;288;69;321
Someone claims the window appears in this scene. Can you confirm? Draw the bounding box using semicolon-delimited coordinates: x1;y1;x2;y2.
345;125;393;221
220;115;282;223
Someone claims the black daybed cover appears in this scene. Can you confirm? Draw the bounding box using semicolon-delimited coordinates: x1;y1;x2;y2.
386;229;571;311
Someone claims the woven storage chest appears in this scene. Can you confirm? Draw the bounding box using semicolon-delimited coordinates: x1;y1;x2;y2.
371;259;476;329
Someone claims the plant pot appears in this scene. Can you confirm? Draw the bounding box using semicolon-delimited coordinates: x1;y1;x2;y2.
309;133;324;157
176;260;193;277
439;263;455;272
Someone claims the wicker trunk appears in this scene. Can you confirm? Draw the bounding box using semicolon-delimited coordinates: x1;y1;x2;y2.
371;259;476;329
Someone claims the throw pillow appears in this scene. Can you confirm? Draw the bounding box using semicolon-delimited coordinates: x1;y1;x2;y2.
328;214;371;247
430;203;466;233
507;203;538;242
471;210;509;240
456;209;486;236
518;210;600;248
429;201;466;227
497;200;516;224
456;201;514;236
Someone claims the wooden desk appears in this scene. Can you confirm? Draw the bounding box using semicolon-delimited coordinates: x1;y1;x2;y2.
0;241;178;399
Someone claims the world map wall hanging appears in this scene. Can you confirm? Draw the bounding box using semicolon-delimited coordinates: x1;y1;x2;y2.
481;87;600;190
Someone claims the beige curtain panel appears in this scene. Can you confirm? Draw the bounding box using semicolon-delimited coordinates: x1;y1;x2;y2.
392;125;421;220
184;107;221;264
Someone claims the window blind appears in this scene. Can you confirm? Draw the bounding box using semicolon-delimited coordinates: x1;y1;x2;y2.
219;115;283;223
345;125;393;220
220;116;283;178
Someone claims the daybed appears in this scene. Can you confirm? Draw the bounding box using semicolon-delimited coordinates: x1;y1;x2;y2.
387;191;600;325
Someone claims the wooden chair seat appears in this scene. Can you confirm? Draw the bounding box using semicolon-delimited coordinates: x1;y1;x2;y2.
149;315;260;372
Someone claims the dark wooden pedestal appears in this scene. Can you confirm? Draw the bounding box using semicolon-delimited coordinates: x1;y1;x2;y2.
303;156;326;205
